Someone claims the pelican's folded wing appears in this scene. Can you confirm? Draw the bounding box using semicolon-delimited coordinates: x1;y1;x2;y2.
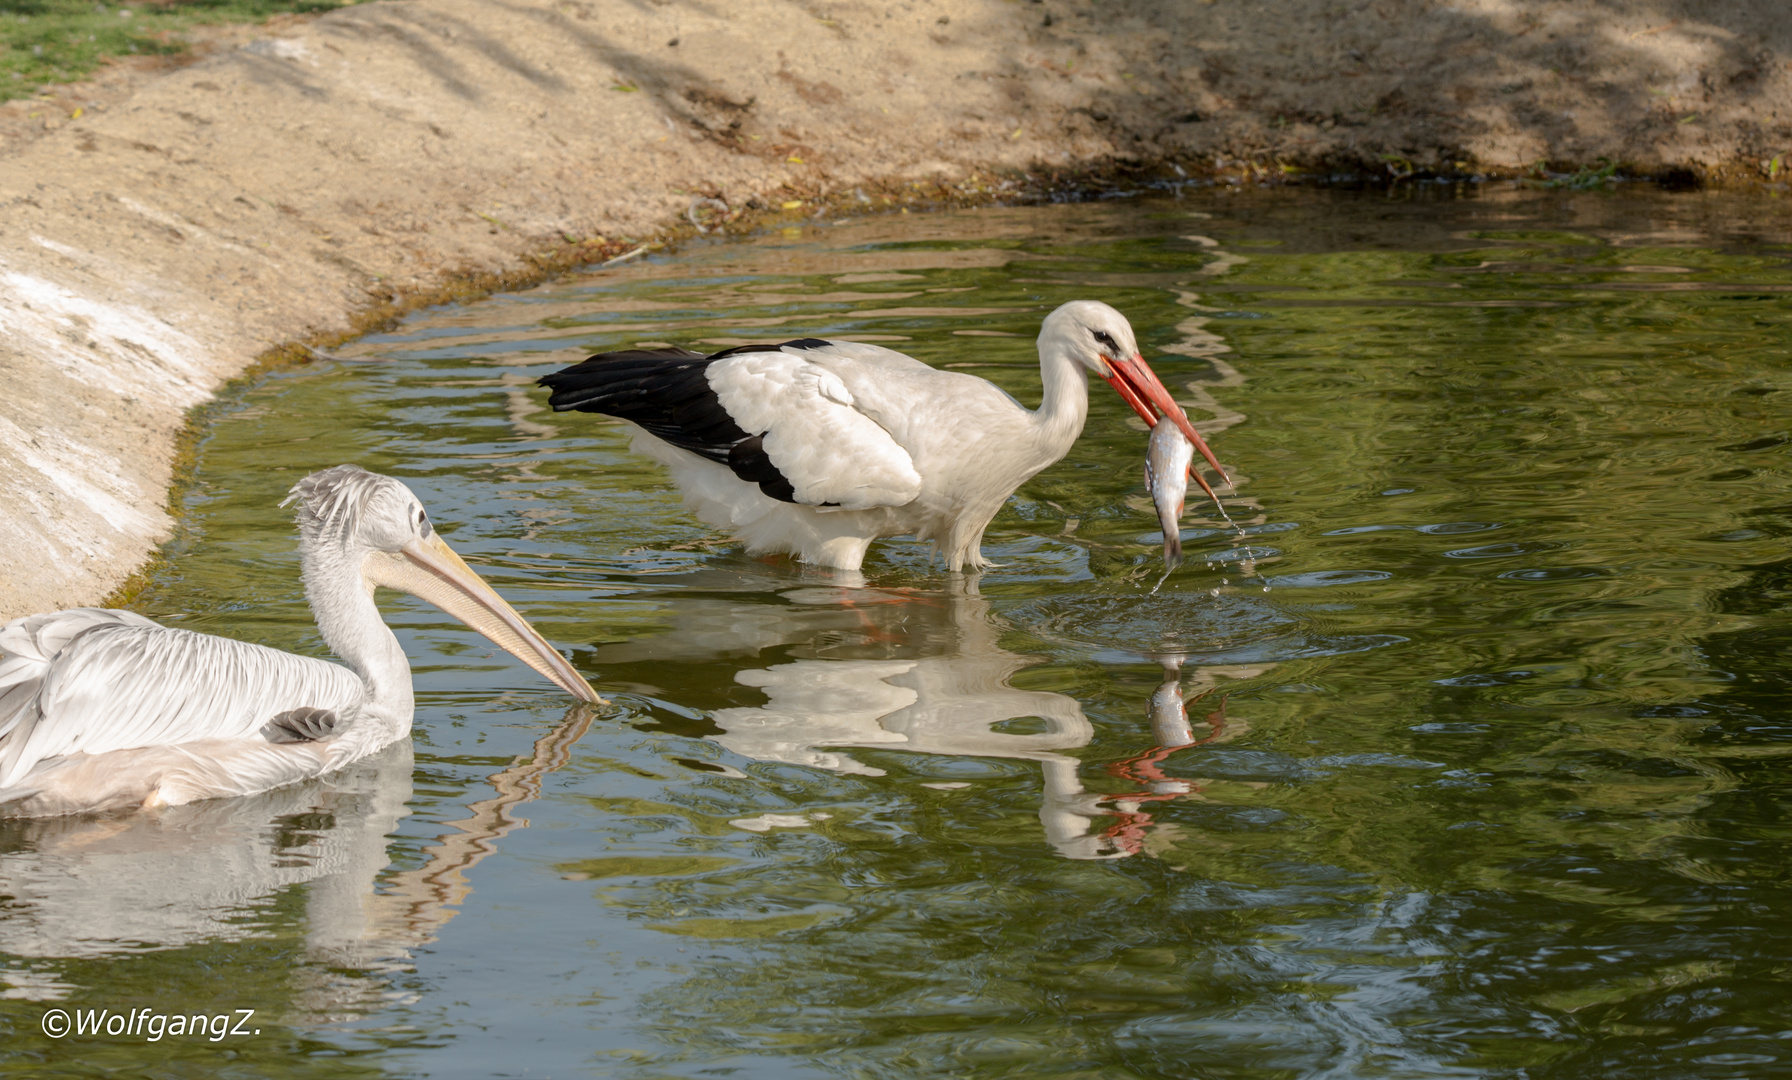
0;609;150;741
0;611;362;788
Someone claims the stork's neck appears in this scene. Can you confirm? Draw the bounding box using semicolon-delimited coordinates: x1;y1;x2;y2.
1031;339;1091;455
299;540;415;735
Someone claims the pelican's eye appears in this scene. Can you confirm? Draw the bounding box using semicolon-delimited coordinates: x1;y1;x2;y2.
416;508;432;537
1091;329;1119;352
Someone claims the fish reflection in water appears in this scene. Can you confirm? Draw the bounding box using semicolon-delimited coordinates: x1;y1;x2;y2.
1143;655;1265;751
1099;656;1267;857
0;705;593;1012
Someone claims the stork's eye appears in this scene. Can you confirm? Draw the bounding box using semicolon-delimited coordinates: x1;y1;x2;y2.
1091;329;1119;351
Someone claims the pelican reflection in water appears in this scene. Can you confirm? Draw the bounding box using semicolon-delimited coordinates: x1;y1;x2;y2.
0;466;601;818
0;704;595;1015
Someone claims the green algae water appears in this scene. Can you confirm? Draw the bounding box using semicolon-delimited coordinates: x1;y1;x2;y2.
4;186;1792;1078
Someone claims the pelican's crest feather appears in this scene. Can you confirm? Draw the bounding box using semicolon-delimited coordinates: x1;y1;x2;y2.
284;465;398;545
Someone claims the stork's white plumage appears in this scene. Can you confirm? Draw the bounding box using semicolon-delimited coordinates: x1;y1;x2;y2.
0;465;601;818
540;300;1226;571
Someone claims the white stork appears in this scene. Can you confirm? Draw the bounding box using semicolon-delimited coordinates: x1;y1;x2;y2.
539;299;1226;571
0;465;601;818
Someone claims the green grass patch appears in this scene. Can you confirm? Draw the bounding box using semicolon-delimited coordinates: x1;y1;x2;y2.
0;0;359;102
1523;156;1622;191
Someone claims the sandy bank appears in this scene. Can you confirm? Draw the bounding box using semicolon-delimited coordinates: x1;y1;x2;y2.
2;0;1788;618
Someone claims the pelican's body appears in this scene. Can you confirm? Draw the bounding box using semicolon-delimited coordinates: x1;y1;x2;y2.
0;466;600;818
541;300;1225;571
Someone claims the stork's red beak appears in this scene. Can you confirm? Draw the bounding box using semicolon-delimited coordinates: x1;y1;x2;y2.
1101;352;1230;503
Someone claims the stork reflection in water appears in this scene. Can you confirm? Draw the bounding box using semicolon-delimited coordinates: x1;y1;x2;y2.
0;466;601;818
591;576;1253;860
712;636;1267;860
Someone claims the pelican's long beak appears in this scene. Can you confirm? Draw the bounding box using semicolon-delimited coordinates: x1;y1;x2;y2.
1101;352;1230;503
368;535;605;704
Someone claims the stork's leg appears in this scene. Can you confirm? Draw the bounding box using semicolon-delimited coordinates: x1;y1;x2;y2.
826;586;943;643
946;528;1001;572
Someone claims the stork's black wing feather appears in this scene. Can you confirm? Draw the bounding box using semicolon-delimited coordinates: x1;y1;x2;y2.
540;348;746;464
539;342;833;505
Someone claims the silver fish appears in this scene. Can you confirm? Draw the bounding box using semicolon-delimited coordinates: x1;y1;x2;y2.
1145;420;1195;569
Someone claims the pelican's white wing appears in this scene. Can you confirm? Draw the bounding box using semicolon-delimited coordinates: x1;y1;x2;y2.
0;609;363;788
708;346;925;511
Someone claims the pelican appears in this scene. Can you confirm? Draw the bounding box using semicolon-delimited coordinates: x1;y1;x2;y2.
0;465;602;818
540;300;1227;571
